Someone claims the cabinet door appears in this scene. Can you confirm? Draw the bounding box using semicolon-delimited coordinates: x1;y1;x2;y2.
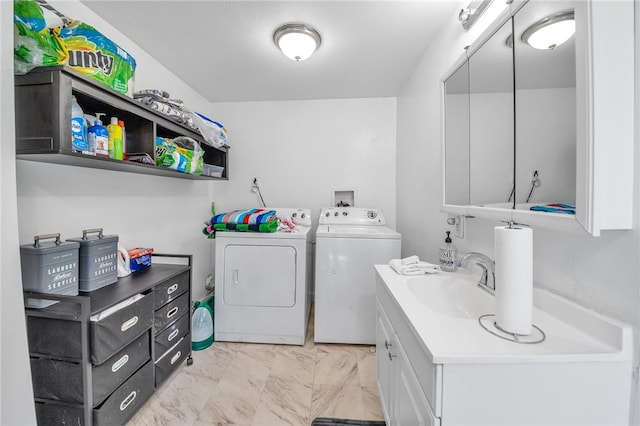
376;303;394;422
393;338;439;426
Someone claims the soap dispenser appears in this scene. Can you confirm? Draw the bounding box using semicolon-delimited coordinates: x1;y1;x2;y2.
439;231;458;272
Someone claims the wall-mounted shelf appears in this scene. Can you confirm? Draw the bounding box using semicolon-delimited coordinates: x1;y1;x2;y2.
14;66;228;181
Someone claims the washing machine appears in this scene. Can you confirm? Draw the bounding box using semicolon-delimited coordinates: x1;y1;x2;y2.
314;207;401;344
214;208;313;345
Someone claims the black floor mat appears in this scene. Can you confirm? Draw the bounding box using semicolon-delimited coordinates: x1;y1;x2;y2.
311;418;386;426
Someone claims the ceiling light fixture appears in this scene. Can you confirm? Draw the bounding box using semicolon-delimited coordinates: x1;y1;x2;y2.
521;10;575;50
273;23;321;62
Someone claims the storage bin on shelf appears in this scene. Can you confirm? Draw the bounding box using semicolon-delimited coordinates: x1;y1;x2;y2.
68;228;118;291
202;164;224;178
20;233;80;307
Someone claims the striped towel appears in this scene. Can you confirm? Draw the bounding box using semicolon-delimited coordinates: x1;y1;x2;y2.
202;209;278;239
530;203;575;215
210;208;277;225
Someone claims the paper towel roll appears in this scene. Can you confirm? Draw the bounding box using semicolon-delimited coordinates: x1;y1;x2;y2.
494;225;533;335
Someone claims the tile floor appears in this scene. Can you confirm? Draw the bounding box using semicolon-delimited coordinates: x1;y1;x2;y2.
127;315;385;425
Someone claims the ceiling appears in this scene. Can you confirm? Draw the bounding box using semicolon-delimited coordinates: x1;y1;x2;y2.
80;1;460;103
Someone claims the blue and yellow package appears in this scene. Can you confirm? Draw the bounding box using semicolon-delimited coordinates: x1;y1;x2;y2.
59;20;136;96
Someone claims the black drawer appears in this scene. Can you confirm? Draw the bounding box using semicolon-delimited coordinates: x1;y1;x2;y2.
35;401;84;426
93;361;154;426
155;335;190;388
30;331;150;407
154;291;190;333
154;312;189;358
154;271;189;309
33;362;153;426
91;294;154;365
26;295;153;364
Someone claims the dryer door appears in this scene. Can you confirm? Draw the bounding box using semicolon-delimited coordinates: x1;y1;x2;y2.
223;244;296;307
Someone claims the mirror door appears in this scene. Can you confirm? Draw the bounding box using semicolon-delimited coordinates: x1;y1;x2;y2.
513;1;576;210
468;18;514;207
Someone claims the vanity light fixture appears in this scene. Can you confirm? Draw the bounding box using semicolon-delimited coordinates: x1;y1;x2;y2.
521;10;575;50
273;23;321;62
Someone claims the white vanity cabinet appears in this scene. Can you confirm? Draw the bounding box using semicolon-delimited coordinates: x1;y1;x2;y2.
377;302;438;426
375;265;633;426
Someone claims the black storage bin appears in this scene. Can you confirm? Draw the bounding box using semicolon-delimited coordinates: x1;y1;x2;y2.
27;315;83;358
91;294;153;364
154;270;189;309
153;291;189;332
35;401;84;426
93;361;154;426
30;331;150;407
154;335;190;387
154;312;189;357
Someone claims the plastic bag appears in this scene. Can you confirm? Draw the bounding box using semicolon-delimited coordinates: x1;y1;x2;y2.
14;0;68;74
59;20;136;96
155;137;203;175
189;111;228;147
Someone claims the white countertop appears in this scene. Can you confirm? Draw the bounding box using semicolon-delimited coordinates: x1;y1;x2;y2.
375;265;632;364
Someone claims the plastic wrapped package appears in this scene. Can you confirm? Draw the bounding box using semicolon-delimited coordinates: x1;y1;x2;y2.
155;137;203;175
59;20;136;96
14;0;68;74
190;111;228;147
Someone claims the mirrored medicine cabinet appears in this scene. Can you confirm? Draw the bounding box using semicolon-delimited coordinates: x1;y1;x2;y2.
442;0;634;236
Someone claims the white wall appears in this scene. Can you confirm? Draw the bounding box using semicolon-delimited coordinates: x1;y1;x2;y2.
207;98;397;229
1;1;37;424
397;0;640;423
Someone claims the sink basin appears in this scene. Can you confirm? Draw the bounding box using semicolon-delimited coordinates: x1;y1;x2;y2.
407;271;494;319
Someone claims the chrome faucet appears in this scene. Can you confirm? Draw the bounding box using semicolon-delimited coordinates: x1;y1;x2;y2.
459;252;495;296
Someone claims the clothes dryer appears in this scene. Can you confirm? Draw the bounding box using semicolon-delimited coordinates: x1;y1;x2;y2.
214;208;312;345
314;207;401;344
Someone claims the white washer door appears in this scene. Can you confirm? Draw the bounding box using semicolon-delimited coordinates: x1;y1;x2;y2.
223;244;296;307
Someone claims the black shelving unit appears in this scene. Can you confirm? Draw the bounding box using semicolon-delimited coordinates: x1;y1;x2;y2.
14;66;228;180
23;254;193;425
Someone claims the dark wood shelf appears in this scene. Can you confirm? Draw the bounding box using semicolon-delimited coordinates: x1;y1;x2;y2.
15;66;229;181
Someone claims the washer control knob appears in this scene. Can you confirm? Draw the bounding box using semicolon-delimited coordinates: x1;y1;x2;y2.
334;211;339;217
367;210;378;220
326;212;330;217
301;213;306;218
292;212;297;218
342;211;348;216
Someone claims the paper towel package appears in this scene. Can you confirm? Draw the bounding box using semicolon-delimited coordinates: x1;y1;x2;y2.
494;225;533;335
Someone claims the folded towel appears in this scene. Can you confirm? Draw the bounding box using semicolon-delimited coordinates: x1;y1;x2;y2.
401;255;419;265
389;259;440;275
530;203;575;215
210;208;277;225
202;208;278;239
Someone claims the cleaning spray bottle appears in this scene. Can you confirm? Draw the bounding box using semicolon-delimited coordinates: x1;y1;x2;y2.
88;113;108;157
118;119;126;159
439;231;458;272
107;117;123;160
70;96;88;153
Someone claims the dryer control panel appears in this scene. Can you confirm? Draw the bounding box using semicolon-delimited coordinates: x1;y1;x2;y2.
318;207;386;225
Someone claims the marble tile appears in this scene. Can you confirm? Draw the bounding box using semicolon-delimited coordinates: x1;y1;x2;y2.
310;384;365;421
270;347;316;386
357;352;378;387
252;375;312;425
314;350;361;387
127;306;385;426
362;385;385;421
196;374;264;425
